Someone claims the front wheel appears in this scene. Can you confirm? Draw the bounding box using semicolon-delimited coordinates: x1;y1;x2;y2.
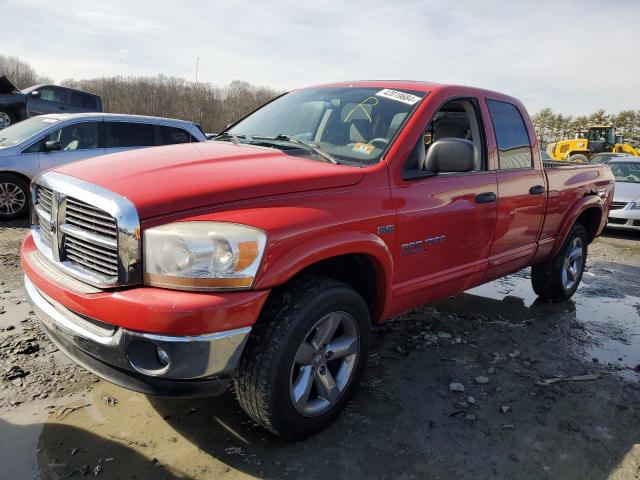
0;174;29;221
0;109;15;129
233;275;370;439
531;224;587;301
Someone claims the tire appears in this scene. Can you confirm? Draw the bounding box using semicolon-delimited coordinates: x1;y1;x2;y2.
0;174;29;221
531;223;587;301
568;153;589;163
233;275;370;439
0;109;15;129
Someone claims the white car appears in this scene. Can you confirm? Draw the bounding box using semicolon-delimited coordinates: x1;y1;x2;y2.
0;113;207;220
607;157;640;232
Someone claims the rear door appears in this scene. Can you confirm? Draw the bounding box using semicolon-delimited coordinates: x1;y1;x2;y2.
484;99;546;280
392;97;498;306
104;121;155;155
68;91;100;113
26;86;69;116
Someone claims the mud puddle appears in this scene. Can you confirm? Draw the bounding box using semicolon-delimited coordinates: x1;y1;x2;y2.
439;262;640;379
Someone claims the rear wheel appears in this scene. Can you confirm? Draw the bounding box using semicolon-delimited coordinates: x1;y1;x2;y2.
0;109;15;129
0;174;29;221
531;224;587;301
568;153;589;163
233;275;370;439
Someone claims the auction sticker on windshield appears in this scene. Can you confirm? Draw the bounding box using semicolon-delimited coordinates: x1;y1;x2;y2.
375;89;422;105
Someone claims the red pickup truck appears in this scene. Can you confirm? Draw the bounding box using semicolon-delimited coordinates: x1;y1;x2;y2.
22;81;614;439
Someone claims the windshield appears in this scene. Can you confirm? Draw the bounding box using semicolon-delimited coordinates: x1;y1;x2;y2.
0;116;60;147
610;162;640;183
223;87;426;165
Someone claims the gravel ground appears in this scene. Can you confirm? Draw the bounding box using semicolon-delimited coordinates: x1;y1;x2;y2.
1;220;639;480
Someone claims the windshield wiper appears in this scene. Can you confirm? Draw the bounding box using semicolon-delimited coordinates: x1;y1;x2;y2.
251;135;338;164
213;132;245;144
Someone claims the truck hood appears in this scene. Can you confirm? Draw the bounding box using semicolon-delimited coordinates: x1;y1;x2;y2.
54;142;366;219
613;181;640;204
0;76;20;94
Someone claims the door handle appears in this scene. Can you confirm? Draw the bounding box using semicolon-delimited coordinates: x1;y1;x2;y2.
475;192;497;204
58;106;66;110
529;185;545;195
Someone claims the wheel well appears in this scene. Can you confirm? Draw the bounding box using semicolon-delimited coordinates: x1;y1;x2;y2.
0;105;22;119
294;254;384;322
0;171;32;186
576;207;601;243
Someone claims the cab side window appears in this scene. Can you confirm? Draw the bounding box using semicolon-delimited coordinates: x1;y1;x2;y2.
159;126;195;145
44;122;100;151
486;99;532;169
404;98;485;175
25;122;101;152
70;91;98;110
107;122;154;148
38;87;67;104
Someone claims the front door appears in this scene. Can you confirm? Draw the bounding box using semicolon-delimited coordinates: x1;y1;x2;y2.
26;86;69;116
37;121;105;172
391;98;498;309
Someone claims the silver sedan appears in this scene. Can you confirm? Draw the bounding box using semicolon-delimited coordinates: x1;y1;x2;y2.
0;113;206;220
607;157;640;232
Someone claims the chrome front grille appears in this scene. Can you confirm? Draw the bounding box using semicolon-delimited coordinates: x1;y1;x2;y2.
62;200;119;277
30;172;141;288
36;186;53;248
65;197;118;240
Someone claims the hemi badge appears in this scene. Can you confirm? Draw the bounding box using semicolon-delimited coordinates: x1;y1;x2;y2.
378;224;395;235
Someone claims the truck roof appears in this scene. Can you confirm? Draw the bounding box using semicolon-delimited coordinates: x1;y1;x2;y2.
299;80;522;105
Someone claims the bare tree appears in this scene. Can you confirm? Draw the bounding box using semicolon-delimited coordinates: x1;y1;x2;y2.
0;54;51;88
63;75;280;132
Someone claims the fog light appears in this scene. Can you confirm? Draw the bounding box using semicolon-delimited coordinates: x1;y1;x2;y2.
126;339;171;376
156;346;170;366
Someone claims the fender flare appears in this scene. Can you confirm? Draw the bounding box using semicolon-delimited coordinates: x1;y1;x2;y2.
254;231;394;321
549;194;602;258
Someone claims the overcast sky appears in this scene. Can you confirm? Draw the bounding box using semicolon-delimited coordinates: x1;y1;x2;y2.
2;0;638;115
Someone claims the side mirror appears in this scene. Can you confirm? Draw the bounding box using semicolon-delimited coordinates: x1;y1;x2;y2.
30;91;41;98
424;138;475;173
44;140;61;151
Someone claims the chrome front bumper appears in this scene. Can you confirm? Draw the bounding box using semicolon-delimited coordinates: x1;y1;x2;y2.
24;275;251;396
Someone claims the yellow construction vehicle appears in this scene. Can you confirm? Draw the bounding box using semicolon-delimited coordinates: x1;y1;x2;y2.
546;125;639;162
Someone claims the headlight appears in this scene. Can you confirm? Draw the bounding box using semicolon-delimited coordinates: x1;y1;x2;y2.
629;202;640;210
144;222;266;291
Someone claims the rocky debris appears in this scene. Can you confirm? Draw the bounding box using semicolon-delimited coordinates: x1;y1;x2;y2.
449;382;465;393
467;396;476;404
3;365;29;380
500;406;511;414
475;376;490;384
0;317;94;407
102;395;118;407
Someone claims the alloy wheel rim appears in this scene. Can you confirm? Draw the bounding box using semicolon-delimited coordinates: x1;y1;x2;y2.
0;182;26;215
562;237;584;290
0;112;10;128
289;311;360;417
